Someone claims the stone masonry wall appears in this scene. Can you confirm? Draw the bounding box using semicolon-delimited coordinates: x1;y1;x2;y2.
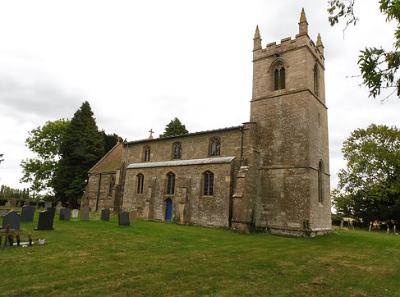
122;163;234;227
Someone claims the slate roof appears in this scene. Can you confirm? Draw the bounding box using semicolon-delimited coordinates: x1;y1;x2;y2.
125;126;243;146
127;156;235;169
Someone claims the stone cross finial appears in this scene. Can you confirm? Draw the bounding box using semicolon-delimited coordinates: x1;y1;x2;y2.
298;8;308;36
253;25;262;51
148;129;154;139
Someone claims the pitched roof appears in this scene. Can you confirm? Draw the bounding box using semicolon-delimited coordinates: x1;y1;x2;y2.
126;126;243;146
89;142;124;174
127;156;235;169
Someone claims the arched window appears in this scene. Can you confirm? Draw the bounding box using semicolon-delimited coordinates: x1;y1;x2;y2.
314;64;319;96
209;137;221;156
274;64;286;90
137;173;144;194
203;171;214;196
143;146;151;162
172;142;182;159
318;160;324;203
166;172;175;195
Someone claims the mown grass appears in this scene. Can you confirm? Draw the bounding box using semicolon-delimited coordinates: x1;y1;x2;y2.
0;215;399;297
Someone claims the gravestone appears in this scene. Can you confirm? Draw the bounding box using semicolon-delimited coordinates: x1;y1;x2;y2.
100;209;110;221
36;209;55;230
118;211;130;226
45;202;52;209
59;208;71;221
1;211;21;230
71;209;79;219
55;202;62;214
79;207;90;221
21;205;35;222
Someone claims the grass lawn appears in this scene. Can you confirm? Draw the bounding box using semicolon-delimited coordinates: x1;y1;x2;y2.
1;216;400;297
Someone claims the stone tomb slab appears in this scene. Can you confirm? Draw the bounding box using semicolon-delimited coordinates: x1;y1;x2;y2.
118;211;130;226
36;209;55;230
79;207;90;220
100;209;110;221
71;209;79;219
59;208;71;221
21;205;35;222
1;211;21;230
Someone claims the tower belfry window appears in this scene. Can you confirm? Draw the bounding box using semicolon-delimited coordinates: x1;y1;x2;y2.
274;65;286;90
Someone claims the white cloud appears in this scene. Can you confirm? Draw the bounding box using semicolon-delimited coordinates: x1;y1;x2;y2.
0;0;398;191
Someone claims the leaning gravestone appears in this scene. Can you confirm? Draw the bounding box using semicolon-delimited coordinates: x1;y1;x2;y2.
79;207;90;221
59;208;71;221
21;205;35;222
36;209;55;230
100;209;110;221
1;211;21;230
71;209;79;219
118;211;130;226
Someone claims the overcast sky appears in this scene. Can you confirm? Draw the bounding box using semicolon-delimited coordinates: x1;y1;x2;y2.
0;0;399;191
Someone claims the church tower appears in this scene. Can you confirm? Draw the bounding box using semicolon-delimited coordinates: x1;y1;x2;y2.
248;9;331;236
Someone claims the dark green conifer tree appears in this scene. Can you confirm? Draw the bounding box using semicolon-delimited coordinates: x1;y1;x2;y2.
54;101;104;207
160;118;188;138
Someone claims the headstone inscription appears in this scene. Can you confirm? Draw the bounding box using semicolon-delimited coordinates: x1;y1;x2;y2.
21;205;35;222
36;209;55;230
1;211;21;230
79;207;90;221
71;209;79;219
100;209;110;221
59;208;71;221
118;211;130;226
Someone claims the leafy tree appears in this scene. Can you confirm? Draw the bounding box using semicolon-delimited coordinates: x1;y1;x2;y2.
54;101;104;207
0;185;30;200
328;0;400;98
20;119;70;196
333;124;400;223
160;118;189;138
100;131;123;152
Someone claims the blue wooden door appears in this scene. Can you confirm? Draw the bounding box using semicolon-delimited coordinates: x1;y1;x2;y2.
165;199;172;222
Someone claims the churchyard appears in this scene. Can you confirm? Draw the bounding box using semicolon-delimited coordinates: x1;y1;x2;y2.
0;210;399;297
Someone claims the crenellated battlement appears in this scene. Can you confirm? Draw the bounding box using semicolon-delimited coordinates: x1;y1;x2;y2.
253;8;325;67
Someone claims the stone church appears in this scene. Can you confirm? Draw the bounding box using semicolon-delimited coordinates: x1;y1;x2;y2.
85;9;332;236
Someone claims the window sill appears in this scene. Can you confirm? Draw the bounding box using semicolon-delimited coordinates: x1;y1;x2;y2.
202;195;215;198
